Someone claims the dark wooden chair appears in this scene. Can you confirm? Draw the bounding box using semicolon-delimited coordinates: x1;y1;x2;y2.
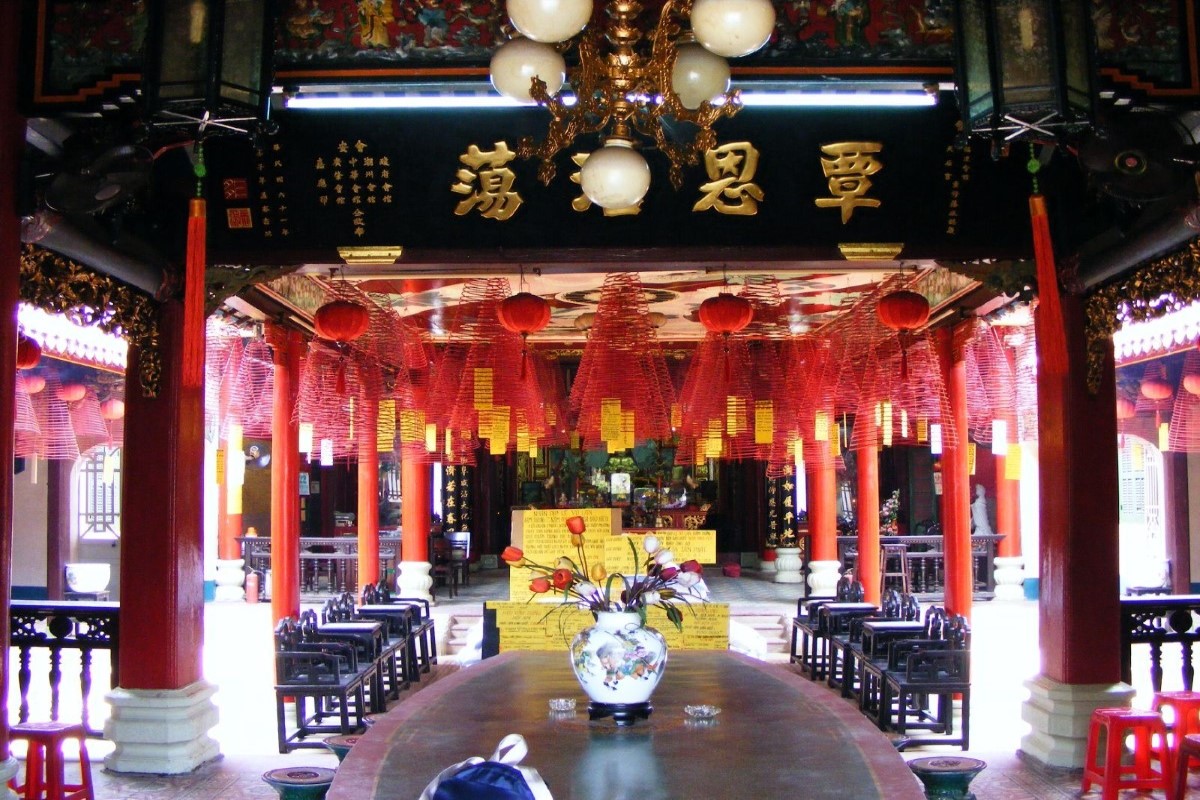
428;533;459;599
273;617;370;753
882;614;972;750
445;530;471;587
303;608;386;712
859;605;947;728
328;593;409;701
365;580;437;675
831;589;902;699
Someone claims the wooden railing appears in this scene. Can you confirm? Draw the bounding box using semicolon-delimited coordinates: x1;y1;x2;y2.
9;600;119;737
1120;594;1200;692
837;534;1004;600
238;536;400;598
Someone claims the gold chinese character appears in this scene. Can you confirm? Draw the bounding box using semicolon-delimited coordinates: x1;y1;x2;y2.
451;142;523;220
364;157;375;167
337;141;349;154
815;142;883;223
569;153;641;216
316;178;328;189
694;142;763;215
354;140;368;153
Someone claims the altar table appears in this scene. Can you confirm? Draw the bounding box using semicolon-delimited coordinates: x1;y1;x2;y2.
328;651;924;800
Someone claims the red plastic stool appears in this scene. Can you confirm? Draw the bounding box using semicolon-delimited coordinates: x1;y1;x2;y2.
1081;708;1172;800
8;722;94;800
1174;733;1200;799
1157;691;1200;768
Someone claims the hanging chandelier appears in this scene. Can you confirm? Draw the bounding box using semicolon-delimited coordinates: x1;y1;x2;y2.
489;0;776;209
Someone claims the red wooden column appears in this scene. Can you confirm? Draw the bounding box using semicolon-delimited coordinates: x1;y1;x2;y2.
1020;292;1127;767
398;457;432;599
357;401;380;588
107;297;219;771
807;439;841;596
936;325;973;620
856;436;881;605
994;447;1021;558
0;0;23;778
268;325;301;623
219;426;243;558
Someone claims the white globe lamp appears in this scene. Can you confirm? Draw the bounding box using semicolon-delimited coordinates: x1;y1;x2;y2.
580;139;651;209
671;42;731;109
490;38;567;102
507;0;593;43
690;0;776;58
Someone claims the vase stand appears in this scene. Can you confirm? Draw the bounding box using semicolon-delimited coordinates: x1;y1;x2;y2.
587;701;653;726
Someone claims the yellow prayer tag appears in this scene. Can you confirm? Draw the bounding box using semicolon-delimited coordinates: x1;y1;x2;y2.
1005;444;1022;479
815;410;829;442
755;400;774;444
967;442;977;475
473;368;494;410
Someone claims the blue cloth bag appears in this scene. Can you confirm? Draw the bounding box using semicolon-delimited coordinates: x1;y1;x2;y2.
419;733;553;800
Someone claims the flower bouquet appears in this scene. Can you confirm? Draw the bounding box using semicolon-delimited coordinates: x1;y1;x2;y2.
501;515;707;632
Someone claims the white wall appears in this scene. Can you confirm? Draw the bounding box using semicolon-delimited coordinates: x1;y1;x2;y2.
11;458;48;590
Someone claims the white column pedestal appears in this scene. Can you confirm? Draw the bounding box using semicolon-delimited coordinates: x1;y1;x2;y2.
1020;674;1136;768
759;555;777;574
0;756;19;799
213;558;245;602
773;547;804;584
807;560;842;596
398;561;434;603
993;556;1026;601
104;680;220;774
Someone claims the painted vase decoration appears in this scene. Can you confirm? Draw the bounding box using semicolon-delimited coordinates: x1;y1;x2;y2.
569;611;668;705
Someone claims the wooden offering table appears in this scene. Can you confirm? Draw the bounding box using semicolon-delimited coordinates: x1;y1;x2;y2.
328;651;925;800
238;536;399;597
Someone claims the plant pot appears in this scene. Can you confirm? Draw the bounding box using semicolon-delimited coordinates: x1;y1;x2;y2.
569;611;667;724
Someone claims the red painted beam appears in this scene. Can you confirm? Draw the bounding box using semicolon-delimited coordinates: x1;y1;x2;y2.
856;439;881;605
402;460;431;563
269;325;301;623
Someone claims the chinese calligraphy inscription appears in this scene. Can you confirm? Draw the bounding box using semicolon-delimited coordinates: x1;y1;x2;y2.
815;142;883;223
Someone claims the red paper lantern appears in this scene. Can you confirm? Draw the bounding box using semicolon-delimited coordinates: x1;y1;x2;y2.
877;291;930;332
1140;377;1173;401
1116;396;1137;420
1183;374;1200;397
16;335;40;369
314;300;370;343
498;292;551;335
57;383;86;403
698;293;753;334
18;374;45;394
100;398;126;420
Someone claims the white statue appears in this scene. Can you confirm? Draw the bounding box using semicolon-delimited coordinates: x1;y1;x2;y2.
971;484;994;536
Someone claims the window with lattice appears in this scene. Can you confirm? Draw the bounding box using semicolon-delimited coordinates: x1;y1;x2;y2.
74;445;122;541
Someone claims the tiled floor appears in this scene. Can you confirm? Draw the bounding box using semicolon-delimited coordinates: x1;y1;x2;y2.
6;569;1153;799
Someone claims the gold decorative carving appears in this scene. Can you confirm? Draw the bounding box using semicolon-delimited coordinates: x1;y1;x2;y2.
20;245;161;397
206;263;303;316
338;246;404;265
1085;238;1200;393
838;243;904;260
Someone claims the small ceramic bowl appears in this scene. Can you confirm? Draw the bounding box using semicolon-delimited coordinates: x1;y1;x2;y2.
548;697;577;712
684;704;721;720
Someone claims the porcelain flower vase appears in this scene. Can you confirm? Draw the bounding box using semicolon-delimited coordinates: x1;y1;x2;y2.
569;611;667;724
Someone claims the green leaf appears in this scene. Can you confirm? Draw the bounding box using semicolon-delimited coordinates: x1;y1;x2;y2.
666;604;683;632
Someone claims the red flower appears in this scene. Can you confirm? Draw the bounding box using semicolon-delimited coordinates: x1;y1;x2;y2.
566;516;586;535
681;560;703;574
501;546;524;564
660;566;679;581
530;577;551;593
552;568;573;590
